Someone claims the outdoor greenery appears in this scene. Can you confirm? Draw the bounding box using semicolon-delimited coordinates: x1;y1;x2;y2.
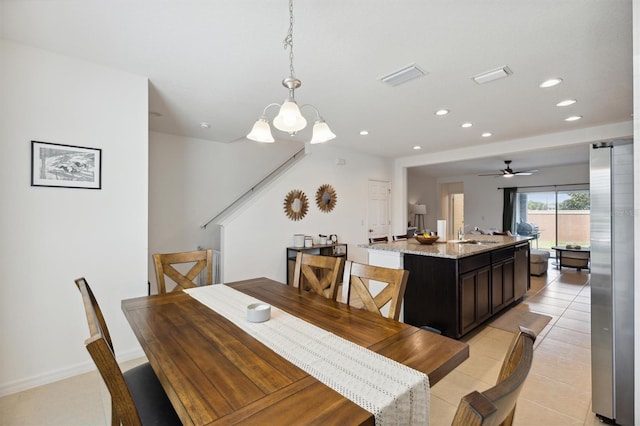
559;192;590;210
527;192;590;211
528;201;548;210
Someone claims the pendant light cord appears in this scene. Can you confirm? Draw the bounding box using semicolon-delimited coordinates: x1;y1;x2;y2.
283;0;296;78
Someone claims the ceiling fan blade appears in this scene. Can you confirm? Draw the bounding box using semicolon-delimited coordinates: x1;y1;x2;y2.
513;169;539;175
478;172;505;176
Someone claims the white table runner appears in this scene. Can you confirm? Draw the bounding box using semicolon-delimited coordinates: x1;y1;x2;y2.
185;285;429;425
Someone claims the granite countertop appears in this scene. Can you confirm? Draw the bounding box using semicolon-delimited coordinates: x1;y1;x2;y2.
360;235;531;259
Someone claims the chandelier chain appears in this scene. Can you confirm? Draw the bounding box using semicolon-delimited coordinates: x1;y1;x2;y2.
283;0;296;78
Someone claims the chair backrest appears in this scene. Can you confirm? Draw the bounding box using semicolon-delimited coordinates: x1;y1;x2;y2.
451;326;537;426
153;249;213;293
342;261;409;321
292;252;343;300
74;278;143;426
368;236;389;244
74;277;114;352
393;234;408;241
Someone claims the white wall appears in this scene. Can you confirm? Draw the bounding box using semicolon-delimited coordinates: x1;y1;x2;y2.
0;40;148;395
435;163;590;232
148;132;300;291
221;144;393;284
406;162;589;236
407;169;437;231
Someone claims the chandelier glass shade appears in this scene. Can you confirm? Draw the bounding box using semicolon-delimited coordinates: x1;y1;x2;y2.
247;0;335;144
246;116;275;143
310;119;336;144
273;98;307;133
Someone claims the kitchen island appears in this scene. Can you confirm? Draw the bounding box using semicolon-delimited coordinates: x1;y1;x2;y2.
362;235;531;338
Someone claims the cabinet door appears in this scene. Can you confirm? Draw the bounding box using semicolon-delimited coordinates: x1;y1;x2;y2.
503;259;515;305
476;267;491;322
459;272;477;333
514;244;529;299
492;260;515;312
492;263;504;312
460;266;491;335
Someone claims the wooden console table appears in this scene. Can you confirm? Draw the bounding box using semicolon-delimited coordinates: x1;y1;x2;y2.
286;243;347;285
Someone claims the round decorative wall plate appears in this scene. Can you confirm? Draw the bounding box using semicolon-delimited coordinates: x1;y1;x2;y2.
283;189;309;221
315;184;337;213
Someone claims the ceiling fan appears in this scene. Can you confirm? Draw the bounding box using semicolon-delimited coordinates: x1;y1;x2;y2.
479;160;539;178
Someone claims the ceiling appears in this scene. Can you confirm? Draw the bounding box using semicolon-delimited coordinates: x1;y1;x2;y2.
1;1;633;177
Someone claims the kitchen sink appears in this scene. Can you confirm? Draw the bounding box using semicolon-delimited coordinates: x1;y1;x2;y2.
452;239;500;245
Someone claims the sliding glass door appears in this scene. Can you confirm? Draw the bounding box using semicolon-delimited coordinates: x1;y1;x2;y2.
512;189;590;251
557;190;590;246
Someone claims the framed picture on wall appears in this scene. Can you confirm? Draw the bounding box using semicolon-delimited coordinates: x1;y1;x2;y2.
31;141;102;189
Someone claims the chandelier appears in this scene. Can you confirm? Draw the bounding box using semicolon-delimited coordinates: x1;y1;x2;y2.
247;0;336;144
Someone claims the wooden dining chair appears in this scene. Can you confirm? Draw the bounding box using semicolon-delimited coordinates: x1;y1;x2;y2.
368;236;389;244
153;248;213;293
342;261;409;321
451;326;537;426
292;252;343;300
74;278;181;426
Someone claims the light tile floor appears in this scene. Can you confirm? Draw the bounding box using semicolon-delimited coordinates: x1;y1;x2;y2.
1;261;597;425
431;261;597;426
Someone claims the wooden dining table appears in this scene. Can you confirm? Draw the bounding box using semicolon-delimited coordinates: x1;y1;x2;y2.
122;277;469;425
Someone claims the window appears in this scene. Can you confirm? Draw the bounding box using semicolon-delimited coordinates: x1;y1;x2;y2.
513;189;590;251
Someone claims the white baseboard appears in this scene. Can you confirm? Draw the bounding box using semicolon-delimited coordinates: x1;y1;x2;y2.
0;347;145;397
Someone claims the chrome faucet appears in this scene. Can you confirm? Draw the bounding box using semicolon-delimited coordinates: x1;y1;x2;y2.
458;225;477;240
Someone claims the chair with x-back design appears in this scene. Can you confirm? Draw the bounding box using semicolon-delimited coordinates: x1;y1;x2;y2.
342;260;409;321
292;252;343;300
74;277;181;426
153;249;213;293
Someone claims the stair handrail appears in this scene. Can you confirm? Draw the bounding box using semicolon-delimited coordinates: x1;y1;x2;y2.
201;146;306;228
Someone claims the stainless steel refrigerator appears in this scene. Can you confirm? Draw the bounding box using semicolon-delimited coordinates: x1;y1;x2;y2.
590;141;634;425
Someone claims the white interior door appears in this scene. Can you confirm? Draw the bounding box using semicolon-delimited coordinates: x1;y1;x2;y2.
368;180;390;240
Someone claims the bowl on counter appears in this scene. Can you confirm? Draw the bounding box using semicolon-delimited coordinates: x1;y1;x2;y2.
414;235;440;245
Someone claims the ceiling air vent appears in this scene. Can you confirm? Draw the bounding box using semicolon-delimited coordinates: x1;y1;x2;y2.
472;66;513;85
380;64;428;86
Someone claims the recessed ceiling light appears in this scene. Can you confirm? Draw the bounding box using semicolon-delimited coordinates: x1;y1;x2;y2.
200;122;211;129
461;122;473;128
539;78;563;88
359;130;369;136
556;99;577;107
413;146;422;150
565;115;583;122
435;109;450;116
481;132;492;138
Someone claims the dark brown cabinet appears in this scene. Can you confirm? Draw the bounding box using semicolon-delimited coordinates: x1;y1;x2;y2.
459;265;491;335
403;242;530;339
491;246;515;312
514;243;530;299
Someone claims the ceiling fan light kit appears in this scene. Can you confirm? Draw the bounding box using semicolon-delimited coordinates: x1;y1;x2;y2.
247;0;335;145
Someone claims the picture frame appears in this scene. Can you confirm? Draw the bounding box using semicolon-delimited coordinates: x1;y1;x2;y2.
31;141;102;189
